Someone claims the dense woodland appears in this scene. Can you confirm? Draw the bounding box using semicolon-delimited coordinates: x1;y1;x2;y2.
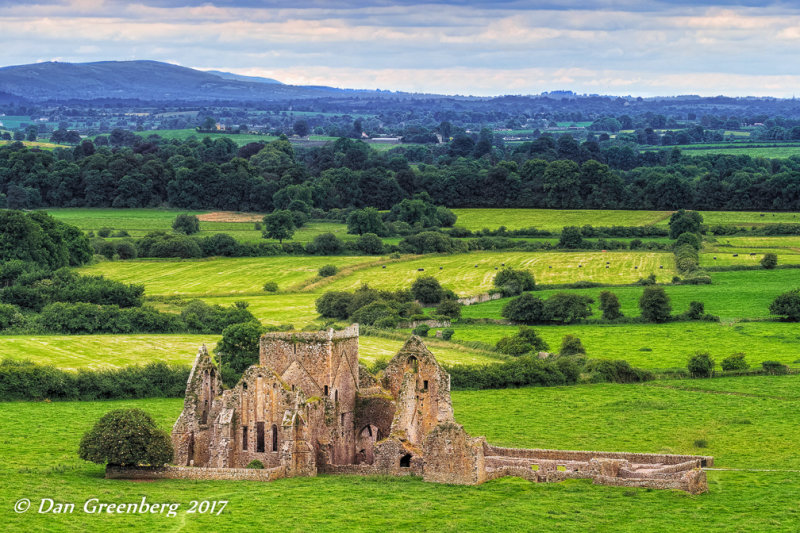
2;132;800;212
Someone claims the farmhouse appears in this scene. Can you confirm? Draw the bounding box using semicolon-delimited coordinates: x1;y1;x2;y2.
113;325;711;493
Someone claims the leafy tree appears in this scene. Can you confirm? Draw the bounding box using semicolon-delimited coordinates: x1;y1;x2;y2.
497;326;549;355
687;352;715;378
668;209;703;239
543;293;594;323
639;286;672;323
356;233;384;255
347;207;387;236
411;275;444;305
293;119;309;137
675;232;701;250
78;408;173;466
769;289;800;321
307;232;343;255
686;301;705;320
315;291;354;320
761;253;778;269
598;291;623;320
216;321;264;373
559;334;586;356
172;214;200;235
435;298;462;319
262;210;295;243
501;293;546;324
558;226;583;248
493;267;535;296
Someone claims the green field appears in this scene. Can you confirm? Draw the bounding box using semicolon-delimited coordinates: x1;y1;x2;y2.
80;256;377;297
4;378;800;531
134;129;277;146
679;146;800;158
700;211;800;227
320;251;676;295
451;208;672;231
445;321;800;371
46;208;353;243
0;332;502;369
462;269;800;321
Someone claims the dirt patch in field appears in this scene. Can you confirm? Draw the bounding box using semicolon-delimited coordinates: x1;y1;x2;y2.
197;212;264;223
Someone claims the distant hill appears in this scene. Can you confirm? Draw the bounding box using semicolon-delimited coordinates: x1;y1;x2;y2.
205;70;283;85
0;60;382;102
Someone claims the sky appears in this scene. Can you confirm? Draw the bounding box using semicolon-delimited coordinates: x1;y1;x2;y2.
2;0;800;97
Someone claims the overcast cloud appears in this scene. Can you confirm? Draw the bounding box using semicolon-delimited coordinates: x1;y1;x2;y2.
2;0;800;96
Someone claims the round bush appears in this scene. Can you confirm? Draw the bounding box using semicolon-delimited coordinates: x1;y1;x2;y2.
760;253;778;269
441;328;454;340
412;324;430;337
246;459;265;469
687;352;715;378
78;408;173;466
721;353;748;371
318;264;338;277
263;281;278;292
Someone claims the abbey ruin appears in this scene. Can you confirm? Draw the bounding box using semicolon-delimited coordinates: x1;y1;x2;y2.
108;325;712;494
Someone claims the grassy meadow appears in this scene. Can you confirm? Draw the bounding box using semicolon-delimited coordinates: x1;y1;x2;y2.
47;208;354;243
4;379;800;531
444;322;800;371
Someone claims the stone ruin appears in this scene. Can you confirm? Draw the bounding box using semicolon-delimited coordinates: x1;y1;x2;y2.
108;324;712;494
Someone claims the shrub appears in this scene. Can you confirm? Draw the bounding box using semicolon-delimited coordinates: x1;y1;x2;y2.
411;275;445;305
441;328;454;340
97;227;112;238
501;293;546;324
435;299;462;319
675;232;701;250
356;233;384;255
639;286;672;323
78;408;173;466
412;324;430;337
761;253;778;269
598;291;623;320
315;291;354;320
761;360;789;375
721;353;748;371
246;459;265;469
496;327;548;356
668;209;703;239
584;359;654;383
262;281;279;293
172;214;200;235
769;289;800;320
0;303;22;330
636;273;657;286
558;226;584;248
137;231;202;258
559;334;586;356
351;301;397;326
493;267;535;296
179;300;256;334
686;301;705;320
446;355;577;390
543;293;594;324
318;264;338;277
688;352;715;378
306;232;343;255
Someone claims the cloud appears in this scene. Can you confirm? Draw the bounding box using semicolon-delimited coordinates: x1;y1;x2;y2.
1;0;800;96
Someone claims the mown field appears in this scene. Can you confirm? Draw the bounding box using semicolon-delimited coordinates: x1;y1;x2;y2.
452;208;800;231
79;256;377;297
319;251;677;295
0;332;503;369
451;208;672;231
461;269;800;321
47;208;353;243
444;322;800;371
4;377;800;531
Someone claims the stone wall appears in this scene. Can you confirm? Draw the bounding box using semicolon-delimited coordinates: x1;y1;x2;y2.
106;465;287;482
457;292;503;306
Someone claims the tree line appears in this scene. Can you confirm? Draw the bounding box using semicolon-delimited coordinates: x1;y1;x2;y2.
3;133;800;213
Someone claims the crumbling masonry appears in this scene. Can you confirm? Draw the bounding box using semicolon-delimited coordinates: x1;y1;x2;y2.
117;325;712;493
